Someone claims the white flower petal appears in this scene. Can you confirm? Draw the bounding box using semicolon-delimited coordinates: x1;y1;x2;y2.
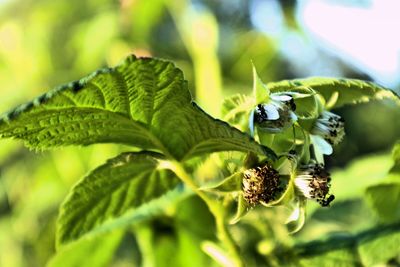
263;104;279;120
311;134;333;155
294;177;313;198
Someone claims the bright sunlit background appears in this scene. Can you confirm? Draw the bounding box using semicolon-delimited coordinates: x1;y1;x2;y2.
0;0;399;266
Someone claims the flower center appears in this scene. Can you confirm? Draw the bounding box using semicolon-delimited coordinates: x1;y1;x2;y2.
242;164;280;206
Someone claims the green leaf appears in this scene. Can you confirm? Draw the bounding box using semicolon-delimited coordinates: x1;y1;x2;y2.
56;151;179;247
393;143;400;162
283;222;400;267
391;142;400;173
267;77;400;109
222;93;254;129
0;55;274;161
365;183;400;222
357;223;400;266
47;230;123;267
135;195;216;267
360;144;400;223
297;247;357;267
330;154;393;200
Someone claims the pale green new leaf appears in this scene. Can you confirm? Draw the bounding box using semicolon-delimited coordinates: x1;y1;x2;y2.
267;77;400;109
0;55;274;160
57;151;179;247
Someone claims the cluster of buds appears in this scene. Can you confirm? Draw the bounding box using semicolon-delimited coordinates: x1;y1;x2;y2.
242;164;280;206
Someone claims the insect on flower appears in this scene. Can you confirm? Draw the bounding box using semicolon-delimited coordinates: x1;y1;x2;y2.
249;93;297;135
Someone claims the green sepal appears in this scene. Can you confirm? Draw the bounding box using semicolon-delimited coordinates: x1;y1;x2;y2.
252;63;270;104
230;194;251;224
285;197;307;234
202;172;242;193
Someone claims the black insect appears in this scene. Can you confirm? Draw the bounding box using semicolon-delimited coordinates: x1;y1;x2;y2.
321;195;335;207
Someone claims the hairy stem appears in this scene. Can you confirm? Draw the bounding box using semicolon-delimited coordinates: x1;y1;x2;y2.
161;160;243;267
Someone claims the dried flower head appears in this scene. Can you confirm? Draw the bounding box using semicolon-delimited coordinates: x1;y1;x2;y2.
242;164;280;206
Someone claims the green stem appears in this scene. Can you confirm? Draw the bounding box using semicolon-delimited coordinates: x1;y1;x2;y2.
162;160;243;267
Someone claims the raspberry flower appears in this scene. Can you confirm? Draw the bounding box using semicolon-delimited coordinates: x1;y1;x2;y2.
310;110;345;156
251;93;297;134
294;162;335;207
249;66;298;135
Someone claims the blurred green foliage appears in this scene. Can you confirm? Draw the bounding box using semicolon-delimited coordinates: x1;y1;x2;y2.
0;0;399;266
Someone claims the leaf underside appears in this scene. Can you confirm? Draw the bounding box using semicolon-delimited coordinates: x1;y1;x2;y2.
56;151;179;247
267;77;400;109
0;55;274;161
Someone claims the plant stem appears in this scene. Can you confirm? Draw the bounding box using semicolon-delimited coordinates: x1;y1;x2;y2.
162;160;243;267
